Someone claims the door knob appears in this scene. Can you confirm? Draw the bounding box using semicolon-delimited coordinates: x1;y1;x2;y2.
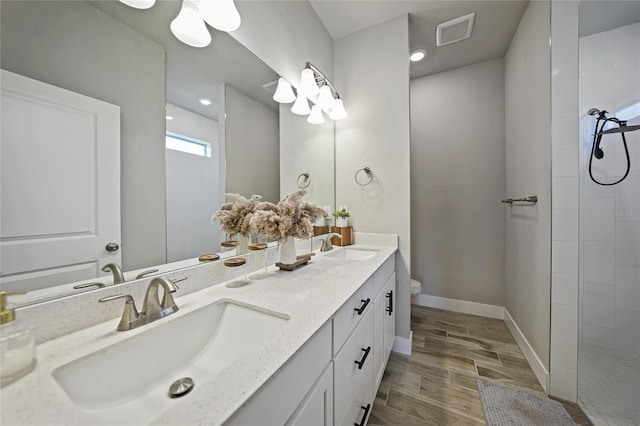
105;242;120;252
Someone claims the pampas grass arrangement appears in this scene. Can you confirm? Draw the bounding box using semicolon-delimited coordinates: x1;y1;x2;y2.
211;193;263;236
251;190;325;242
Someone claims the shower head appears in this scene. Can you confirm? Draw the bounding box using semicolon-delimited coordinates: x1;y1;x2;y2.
597;124;640;135
588;108;601;116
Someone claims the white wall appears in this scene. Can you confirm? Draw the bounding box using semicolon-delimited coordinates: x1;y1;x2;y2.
165;103;221;262
550;0;580;402
231;1;333;88
280;106;335;211
411;58;506;306
0;0;167;271
505;0;552;374
578;23;640;354
223;84;280;202
334;15;412;344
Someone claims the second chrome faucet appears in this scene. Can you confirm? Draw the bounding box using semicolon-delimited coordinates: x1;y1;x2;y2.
99;277;187;331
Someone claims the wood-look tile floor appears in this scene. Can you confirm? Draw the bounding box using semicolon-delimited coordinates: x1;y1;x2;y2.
369;305;592;425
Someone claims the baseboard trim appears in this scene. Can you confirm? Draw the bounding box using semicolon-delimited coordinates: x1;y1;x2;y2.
504;309;550;392
414;294;504;319
392;331;412;356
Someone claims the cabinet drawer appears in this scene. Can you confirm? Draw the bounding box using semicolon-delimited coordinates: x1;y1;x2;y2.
372;255;394;297
333;277;373;355
334;308;373;424
337;350;374;426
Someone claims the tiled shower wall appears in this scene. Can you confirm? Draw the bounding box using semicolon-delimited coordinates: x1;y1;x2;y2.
578;23;640;355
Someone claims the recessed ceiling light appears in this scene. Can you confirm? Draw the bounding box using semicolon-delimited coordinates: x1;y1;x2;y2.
199;98;212;106
166;115;173;120
410;49;427;62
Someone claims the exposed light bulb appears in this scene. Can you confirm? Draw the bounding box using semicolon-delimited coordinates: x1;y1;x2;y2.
170;0;211;48
329;99;348;120
299;68;320;99
199;0;241;32
291;92;311;115
317;84;336;113
307;105;325;125
272;78;296;103
118;0;156;9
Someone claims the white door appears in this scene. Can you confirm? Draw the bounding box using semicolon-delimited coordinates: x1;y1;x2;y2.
0;69;120;292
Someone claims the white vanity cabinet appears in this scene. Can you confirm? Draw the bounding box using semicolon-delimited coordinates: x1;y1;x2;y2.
228;253;396;426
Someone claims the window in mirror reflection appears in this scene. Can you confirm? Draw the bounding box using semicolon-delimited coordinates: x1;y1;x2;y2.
165;132;211;157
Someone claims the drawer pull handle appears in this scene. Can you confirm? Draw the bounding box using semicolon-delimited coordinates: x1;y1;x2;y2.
386;290;393;315
354;298;371;315
354;403;371;426
354;346;371;370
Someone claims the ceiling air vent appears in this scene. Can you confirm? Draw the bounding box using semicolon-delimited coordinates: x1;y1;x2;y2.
436;12;475;47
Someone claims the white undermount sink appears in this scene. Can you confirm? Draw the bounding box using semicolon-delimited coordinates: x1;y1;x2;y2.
52;300;289;425
325;247;379;261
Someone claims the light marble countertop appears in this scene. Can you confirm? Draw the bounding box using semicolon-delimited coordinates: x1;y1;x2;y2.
0;240;397;426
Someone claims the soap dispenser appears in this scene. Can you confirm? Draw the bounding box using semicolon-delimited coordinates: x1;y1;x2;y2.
0;291;36;386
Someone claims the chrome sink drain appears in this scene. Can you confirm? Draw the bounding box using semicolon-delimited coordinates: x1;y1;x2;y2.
169;377;194;398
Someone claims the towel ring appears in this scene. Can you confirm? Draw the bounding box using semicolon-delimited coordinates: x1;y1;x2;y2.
297;172;311;189
355;167;373;186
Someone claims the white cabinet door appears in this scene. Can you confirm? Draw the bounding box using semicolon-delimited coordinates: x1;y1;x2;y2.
287;363;334;426
373;287;385;389
0;70;120;292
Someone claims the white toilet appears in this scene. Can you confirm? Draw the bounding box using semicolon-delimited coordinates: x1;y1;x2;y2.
410;279;422;300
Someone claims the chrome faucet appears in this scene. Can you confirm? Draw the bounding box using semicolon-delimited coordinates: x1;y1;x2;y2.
98;276;187;331
102;263;125;284
320;233;342;252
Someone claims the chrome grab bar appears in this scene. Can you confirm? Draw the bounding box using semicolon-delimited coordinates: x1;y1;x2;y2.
502;195;537;204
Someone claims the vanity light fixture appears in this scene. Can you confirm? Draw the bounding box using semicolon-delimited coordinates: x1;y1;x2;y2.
273;78;296;103
118;0;156;9
307;105;325;125
199;0;241;32
272;62;347;123
299;67;321;99
170;0;212;48
291;92;311;115
410;49;427;62
316;84;336;113
121;0;242;48
199;98;212;106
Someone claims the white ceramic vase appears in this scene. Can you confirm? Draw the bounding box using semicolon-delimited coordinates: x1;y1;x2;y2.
279;237;297;265
237;234;249;254
336;217;348;227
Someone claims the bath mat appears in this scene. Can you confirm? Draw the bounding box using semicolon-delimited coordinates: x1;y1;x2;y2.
477;380;575;425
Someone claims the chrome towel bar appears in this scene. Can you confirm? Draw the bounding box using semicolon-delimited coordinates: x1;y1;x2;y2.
502;195;538;204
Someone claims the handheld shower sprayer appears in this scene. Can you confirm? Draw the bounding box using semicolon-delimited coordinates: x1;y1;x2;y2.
588;108;636;186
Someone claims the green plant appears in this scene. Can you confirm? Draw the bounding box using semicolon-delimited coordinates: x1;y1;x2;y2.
332;208;350;218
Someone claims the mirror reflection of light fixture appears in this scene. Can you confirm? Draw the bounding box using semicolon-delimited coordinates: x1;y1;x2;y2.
273;78;296;103
291;93;311;115
307;105;325;124
199;0;241;32
272;62;347;123
170;0;212;48
118;0;156;9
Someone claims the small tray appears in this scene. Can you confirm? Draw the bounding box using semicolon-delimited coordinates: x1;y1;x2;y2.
276;255;312;271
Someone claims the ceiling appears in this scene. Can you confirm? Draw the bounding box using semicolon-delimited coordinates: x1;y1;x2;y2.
579;0;640;37
89;0;278;119
310;0;528;79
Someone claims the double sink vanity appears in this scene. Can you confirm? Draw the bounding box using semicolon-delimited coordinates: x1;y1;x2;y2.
1;234;398;426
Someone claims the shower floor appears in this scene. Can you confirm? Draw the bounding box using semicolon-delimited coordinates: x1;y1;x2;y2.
578;343;640;426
